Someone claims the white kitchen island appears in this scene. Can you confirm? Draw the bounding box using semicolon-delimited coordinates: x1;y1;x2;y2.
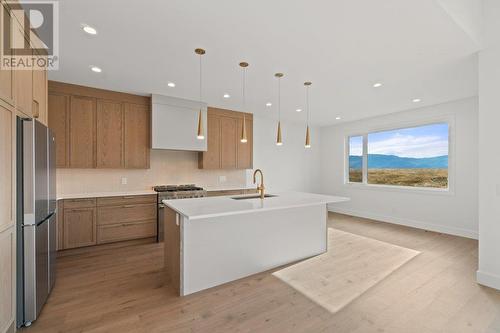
162;191;349;296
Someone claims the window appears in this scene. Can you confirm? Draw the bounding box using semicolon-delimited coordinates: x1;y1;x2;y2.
348;136;363;183
346;123;449;189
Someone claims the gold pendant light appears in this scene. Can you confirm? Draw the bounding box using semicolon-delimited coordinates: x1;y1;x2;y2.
240;62;248;143
195;48;205;140
275;73;284;146
304;81;312;148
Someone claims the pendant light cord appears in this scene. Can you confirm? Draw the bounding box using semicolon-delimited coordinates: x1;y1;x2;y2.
306;84;310;126
242;67;246;109
278;76;281;121
199;55;202;103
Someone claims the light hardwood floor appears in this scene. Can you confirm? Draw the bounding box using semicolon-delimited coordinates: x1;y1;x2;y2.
22;213;500;333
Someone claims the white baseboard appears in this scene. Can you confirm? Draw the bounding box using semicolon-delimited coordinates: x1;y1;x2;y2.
329;206;478;240
477;270;500;291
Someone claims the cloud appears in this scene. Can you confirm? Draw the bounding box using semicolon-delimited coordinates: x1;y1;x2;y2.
368;133;448;158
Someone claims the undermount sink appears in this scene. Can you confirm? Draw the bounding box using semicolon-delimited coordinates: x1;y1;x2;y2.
231;194;278;200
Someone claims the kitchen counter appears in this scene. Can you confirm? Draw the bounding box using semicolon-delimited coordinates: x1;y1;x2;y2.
162;191;349;296
57;190;157;200
163;191;349;220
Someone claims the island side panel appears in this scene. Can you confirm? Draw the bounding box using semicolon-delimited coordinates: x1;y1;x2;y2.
164;206;181;295
181;204;327;295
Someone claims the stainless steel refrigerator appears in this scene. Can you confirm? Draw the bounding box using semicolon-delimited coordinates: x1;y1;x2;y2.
16;117;57;327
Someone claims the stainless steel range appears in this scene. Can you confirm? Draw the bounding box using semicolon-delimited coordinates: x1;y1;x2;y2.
154;184;207;241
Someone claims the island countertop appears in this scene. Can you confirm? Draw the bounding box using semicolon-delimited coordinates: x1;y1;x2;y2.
162;191;349;220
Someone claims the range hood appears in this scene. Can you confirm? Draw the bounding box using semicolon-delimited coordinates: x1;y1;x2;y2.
151;94;207;151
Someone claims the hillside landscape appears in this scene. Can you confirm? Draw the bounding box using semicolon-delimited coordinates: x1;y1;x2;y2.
349;154;448;188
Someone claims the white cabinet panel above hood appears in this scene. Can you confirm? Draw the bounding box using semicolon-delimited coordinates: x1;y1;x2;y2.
151;94;207;151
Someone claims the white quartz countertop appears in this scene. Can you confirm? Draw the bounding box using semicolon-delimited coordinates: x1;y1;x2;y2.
163;191;349;220
57;190;157;200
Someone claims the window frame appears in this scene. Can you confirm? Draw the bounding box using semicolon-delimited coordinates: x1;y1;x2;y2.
344;116;455;195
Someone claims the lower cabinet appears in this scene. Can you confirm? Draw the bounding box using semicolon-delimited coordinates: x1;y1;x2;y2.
58;194;157;250
63;206;97;249
97;221;156;244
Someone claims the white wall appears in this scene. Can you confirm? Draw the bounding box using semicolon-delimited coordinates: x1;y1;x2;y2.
251;116;321;193
477;0;500;290
318;97;478;239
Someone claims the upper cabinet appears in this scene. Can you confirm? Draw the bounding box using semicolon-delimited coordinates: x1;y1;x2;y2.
48;93;69;167
48;81;151;169
0;4;13;105
69;96;96;168
97;100;123;168
124;103;150;168
199;107;253;170
151;94;207;151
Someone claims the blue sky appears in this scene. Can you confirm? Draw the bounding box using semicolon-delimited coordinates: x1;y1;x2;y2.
350;123;449;158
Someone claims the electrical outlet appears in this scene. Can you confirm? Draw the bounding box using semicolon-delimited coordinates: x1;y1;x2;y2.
121;177;128;185
219;175;227;183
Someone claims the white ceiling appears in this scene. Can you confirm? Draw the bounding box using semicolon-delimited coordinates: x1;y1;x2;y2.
49;0;480;126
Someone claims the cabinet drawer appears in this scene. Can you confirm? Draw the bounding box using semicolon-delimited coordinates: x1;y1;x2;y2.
97;203;157;225
63;198;96;209
97;220;157;244
97;194;157;207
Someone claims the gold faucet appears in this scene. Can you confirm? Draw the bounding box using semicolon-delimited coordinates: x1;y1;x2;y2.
253;169;265;199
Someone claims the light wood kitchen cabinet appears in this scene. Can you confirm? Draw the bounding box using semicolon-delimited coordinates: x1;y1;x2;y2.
69;96;96;168
48;93;69;167
0;6;13;106
63;205;97;249
48;81;151;169
201;113;221;169
0;63;13;106
32;60;48;125
97;222;156;244
58;195;157;250
56;200;64;251
13;58;33;118
199;107;253;170
220;116;238;169
124;103;150;169
0;101;15;333
237;118;253;169
0;104;13;233
97;203;156;226
97;100;123;168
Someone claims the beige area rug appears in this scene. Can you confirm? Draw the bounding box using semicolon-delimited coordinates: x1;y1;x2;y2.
272;228;420;313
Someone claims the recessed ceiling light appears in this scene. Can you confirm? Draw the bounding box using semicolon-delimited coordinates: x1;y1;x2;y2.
336;116;341;120
82;24;97;35
266;102;272;107
412;98;421;103
373;82;382;88
90;66;102;73
296;108;302;112
167;82;176;88
223;93;230;98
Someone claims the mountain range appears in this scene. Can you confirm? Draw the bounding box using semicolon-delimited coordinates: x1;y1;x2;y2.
349;154;448;169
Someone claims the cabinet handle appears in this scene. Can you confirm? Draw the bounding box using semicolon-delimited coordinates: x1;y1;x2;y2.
122;196;136;199
122;205;135;208
33;100;40;118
